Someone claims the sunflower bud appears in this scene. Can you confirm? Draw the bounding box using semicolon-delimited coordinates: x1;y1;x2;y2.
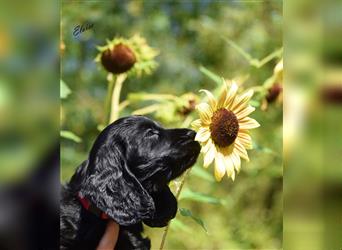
321;85;342;105
100;43;136;74
266;83;282;103
179;98;196;116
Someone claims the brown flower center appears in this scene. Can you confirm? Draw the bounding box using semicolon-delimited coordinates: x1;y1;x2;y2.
101;43;136;74
266;83;282;103
210;108;239;147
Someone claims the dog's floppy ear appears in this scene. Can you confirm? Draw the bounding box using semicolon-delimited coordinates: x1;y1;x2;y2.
143;185;177;228
79;143;155;226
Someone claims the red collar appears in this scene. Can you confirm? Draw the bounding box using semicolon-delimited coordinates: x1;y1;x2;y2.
77;193;109;220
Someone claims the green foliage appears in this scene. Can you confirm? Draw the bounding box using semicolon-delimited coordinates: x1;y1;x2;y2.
221;36;283;68
190;164;215;182
60;130;82;143
179;208;208;234
60;80;71;99
199;66;221;85
61;80;82;143
179;187;225;205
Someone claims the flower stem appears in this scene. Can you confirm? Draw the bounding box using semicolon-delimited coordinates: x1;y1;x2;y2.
107;73;127;124
159;168;192;250
105;74;115;124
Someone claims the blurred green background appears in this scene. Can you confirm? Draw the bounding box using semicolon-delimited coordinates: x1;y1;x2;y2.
61;1;282;249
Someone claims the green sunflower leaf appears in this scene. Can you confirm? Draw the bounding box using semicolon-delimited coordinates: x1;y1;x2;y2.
179;208;208;234
132;104;161;115
60;130;82;143
249;100;260;107
60;80;71;99
179;188;225;205
199;66;221;85
128;92;178;102
221;36;283;68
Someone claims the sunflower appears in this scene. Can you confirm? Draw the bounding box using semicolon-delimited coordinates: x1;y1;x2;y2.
262;59;283;110
192;79;260;181
95;34;159;77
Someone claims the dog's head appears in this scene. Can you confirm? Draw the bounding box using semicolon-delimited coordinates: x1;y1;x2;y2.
76;116;200;226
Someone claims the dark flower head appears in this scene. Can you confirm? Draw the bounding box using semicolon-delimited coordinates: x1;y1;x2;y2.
100;44;136;74
266;83;282;103
95;35;159;77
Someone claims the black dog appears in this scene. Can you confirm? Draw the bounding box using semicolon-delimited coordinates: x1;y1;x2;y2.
60;116;200;249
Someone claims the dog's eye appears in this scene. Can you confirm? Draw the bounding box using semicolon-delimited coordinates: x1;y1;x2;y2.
146;129;159;138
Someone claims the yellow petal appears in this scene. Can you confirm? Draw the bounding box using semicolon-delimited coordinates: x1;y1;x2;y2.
234;140;249;161
199;89;216;110
196;103;212;125
217;78;228;108
236;106;255;120
201;138;212;153
214;153;226;181
231;152;241;172
203;143;216;167
237;132;253;149
238;131;251;138
195;127;210;142
224;155;235;180
239;117;260;129
274;59;283;75
231;170;236;181
224;81;239;108
230;89;254;112
191;119;202;130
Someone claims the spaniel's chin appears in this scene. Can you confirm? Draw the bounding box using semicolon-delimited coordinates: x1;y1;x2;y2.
186;141;201;162
178;140;201;174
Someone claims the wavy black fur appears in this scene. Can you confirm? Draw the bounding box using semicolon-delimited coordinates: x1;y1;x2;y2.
60;116;200;249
